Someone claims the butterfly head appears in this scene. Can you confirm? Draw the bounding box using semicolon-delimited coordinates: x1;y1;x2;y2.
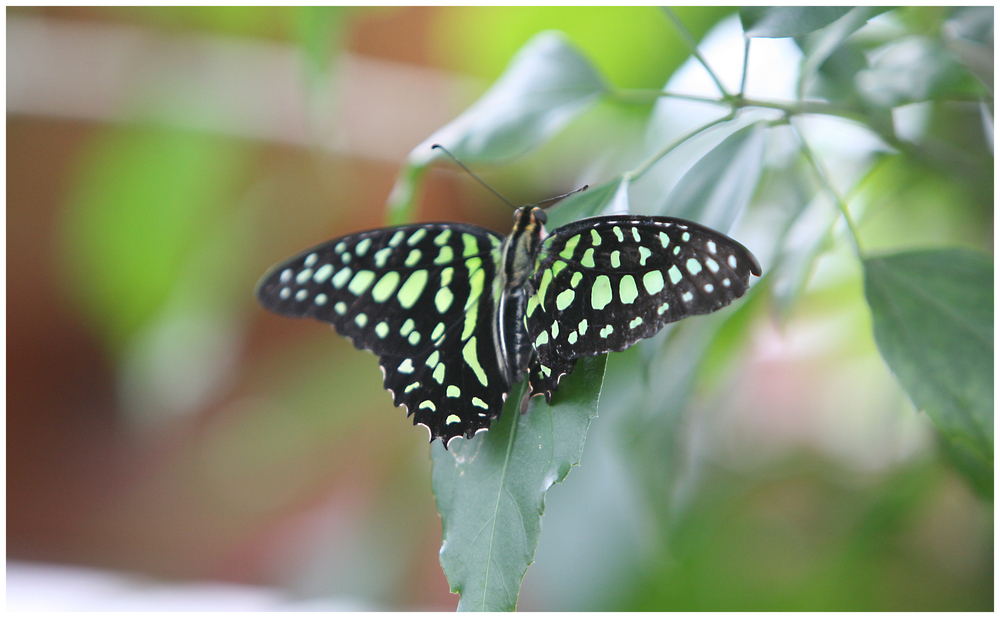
501;206;550;288
513;205;548;237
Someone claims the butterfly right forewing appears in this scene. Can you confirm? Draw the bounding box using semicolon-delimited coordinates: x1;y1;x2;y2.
255;223;509;443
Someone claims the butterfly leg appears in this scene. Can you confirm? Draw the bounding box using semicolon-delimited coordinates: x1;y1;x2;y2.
518;385;532;414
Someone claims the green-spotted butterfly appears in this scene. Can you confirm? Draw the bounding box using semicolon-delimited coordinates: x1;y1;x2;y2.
256;148;761;445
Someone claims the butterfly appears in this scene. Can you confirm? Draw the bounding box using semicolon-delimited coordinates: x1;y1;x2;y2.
256;150;761;445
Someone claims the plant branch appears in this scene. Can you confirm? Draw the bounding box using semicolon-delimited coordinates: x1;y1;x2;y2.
739;36;750;96
630;112;736;181
662;7;730;98
792;124;865;257
609;88;730;106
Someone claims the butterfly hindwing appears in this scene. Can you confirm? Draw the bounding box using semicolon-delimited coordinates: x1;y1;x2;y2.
525;215;761;398
255;223;507;442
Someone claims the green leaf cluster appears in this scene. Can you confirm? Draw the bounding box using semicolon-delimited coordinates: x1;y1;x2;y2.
375;6;992;610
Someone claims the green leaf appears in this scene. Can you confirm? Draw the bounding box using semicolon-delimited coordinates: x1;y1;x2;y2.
415;30;607;165
796;6;884;100
863;249;993;483
943;7;994;90
432;355;608;611
740;6;855;38
658;121;768;232
387;31;607;222
855;36;970;108
384;161;429;226
760;144;837;320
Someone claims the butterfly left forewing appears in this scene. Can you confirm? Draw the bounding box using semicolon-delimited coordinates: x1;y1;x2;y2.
525;215;760;398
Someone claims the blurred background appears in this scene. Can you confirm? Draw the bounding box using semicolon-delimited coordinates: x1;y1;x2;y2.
6;6;993;611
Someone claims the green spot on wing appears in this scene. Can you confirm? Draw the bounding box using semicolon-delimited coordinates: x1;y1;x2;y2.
559;234;580;259
313;263;334;283
348;270;376;295
407;228;427;246
643;270;664;295
398;270;428;308
332;267;352;289
462;337;488;386
668;265;682;285
537;269;554;305
463;233;480;257
371;271;401;302
556;288;575;311
435;287;455;313
434;229;452;246
435;245;454;264
426;350;440;368
619;275;638;304
591;275;612;310
374;247;393;268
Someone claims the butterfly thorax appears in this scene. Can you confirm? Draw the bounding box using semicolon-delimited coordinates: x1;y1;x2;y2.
493;206;548;389
501;206;548;288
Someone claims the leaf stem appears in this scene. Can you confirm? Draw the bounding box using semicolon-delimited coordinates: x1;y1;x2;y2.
739;36;750;96
630;112;736;181
609;88;888;137
792;124;865;257
608;88;728;106
662;7;730;98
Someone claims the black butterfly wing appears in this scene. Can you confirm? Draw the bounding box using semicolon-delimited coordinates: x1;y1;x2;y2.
256;223;508;443
525;215;761;398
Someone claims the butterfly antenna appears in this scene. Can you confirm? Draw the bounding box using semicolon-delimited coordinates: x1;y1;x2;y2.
431;144;518;210
536;184;588;208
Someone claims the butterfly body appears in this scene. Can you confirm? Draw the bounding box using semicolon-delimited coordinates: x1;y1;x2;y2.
256;205;760;445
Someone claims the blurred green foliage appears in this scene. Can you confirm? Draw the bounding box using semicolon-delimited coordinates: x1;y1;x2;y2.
429;6;733;89
61;127;256;351
395;6;994;610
